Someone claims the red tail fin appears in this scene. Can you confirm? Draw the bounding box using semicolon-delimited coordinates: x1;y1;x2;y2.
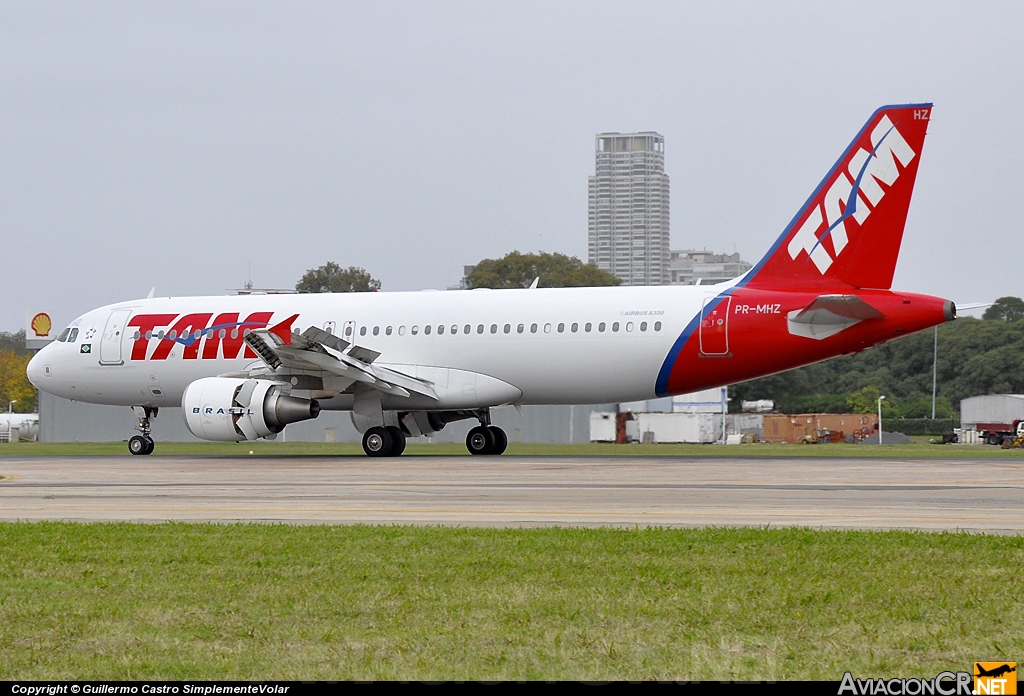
746;104;932;291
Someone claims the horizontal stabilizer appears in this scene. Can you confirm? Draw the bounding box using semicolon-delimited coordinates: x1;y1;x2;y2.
787;294;883;340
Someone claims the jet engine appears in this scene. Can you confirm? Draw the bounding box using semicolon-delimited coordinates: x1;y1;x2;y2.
183;377;320;442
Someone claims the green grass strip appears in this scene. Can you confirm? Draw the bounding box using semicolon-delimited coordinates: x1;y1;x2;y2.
0;523;1021;680
3;440;1024;457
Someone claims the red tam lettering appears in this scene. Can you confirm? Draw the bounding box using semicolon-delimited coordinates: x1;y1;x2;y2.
127;314;177;361
150;313;213;360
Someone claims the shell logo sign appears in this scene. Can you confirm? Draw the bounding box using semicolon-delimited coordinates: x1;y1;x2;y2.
30;312;52;338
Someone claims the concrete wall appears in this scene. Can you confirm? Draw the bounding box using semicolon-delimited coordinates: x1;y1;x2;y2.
38;392;612;445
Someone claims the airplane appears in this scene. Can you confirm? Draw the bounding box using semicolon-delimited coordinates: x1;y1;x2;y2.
27;103;954;457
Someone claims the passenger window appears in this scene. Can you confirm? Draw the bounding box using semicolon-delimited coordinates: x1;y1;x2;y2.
530;323;538;333
655;321;662;331
490;324;497;334
544;323;551;333
438;325;444;335
399;326;406;336
585;322;592;332
425;325;431;335
231;329;239;339
168;330;178;339
503;324;510;334
640;322;647;332
386;326;393;336
57;328;71;342
571;322;578;333
626;322;633;332
412;326;419;335
373;326;380;336
219;329;227;339
68;328;79;342
598;323;605;332
517;323;524;334
360;326;367;336
146;331;153;340
158;330;166;339
477;324;484;334
465;325;472;334
557;323;564;333
612;322;619;332
133;331;140;341
243;328;251;336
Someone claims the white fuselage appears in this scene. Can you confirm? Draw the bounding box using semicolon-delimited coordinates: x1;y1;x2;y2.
28;284;718;410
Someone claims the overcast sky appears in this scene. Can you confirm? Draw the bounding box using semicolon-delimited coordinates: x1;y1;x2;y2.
2;1;1022;332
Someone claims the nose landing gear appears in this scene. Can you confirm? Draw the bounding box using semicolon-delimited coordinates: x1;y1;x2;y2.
128;407;157;456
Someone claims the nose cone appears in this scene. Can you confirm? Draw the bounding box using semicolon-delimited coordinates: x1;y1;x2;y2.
27;347;47;390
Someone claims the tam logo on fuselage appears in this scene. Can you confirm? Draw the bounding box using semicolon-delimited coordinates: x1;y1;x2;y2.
127;312;276;361
787;115;918;274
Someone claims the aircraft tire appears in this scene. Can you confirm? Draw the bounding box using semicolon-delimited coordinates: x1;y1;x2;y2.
143;436;155;455
488;426;507;455
386;426;406;456
363;426;394;457
466;425;495;455
128;435;150;456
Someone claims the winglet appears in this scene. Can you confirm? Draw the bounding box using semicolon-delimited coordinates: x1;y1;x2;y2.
268;314;299;345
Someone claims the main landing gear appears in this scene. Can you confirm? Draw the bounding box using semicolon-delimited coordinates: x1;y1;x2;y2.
128;407;157;456
359;409;508;457
465;410;507;456
362;425;407;458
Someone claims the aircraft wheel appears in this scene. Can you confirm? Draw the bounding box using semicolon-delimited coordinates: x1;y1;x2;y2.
363;426;394;457
143;436;155;455
128;435;150;456
488;426;508;455
466;425;495;455
386;426;406;456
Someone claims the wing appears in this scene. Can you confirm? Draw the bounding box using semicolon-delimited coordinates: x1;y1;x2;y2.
229;314;438;401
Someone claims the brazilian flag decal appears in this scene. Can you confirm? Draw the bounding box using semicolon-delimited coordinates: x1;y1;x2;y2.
80;344;91;354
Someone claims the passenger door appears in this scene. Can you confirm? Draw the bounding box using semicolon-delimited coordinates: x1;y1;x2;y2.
99;309;132;365
699;296;731;356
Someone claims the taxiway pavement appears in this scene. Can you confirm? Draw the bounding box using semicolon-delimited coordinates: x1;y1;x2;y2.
1;454;1022;532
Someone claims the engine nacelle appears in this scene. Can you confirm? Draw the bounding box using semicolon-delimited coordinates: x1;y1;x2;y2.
183;377;320;442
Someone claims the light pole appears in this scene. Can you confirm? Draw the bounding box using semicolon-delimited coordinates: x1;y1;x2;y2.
931;326;938;420
877;395;886;445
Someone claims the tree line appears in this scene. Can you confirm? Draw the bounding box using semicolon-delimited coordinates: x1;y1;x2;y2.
731;297;1024;417
294;251;620;293
0;331;36;413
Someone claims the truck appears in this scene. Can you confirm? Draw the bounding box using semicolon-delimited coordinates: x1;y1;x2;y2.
975;420;1024;446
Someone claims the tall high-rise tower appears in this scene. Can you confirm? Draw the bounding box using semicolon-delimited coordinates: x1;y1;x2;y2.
588;132;670;286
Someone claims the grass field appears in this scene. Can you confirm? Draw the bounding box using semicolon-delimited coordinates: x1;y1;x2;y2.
3;439;1024;458
1;523;1021;680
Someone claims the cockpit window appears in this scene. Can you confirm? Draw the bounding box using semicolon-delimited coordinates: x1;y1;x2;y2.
57;328;71;342
67;328;79;343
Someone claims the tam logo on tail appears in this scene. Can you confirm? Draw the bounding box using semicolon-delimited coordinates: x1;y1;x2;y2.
749;103;931;291
787;115;917;274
